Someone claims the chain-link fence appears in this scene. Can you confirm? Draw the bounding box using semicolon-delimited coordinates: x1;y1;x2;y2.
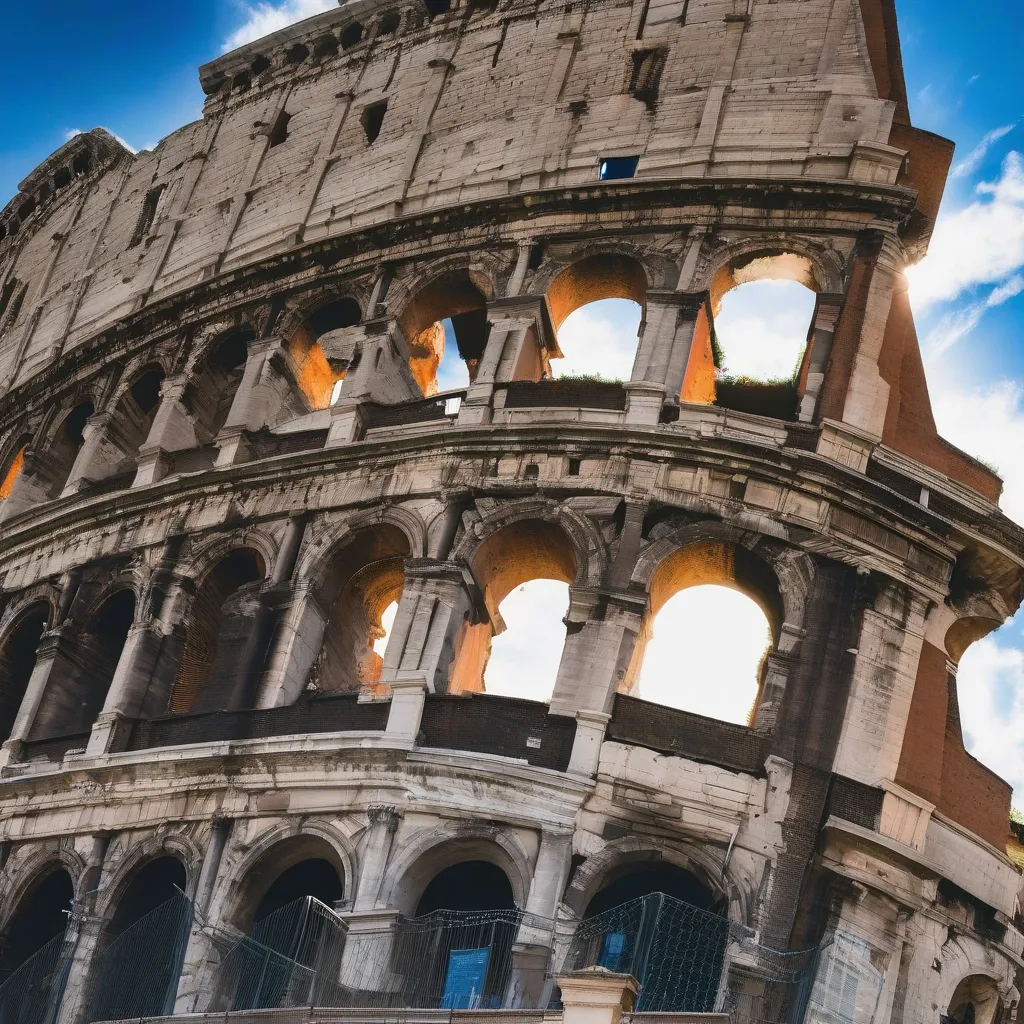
83;888;193;1023
563;892;729;1012
0;929;73;1024
215;897;348;1010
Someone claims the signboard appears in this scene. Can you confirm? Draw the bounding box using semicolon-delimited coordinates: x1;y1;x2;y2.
441;946;491;1009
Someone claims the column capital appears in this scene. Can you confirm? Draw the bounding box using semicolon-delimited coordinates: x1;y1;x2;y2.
367;804;402;831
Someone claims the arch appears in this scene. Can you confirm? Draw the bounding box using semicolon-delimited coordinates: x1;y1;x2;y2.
545;253;648;333
181;325;251;442
29;588;135;741
383;826;533;917
222;826;353;933
0;600;50;743
32;399;94;500
284;299;359;411
93;833;201;920
0;434;29;501
945;975;1003;1024
167;547;266;714
563;838;734;920
307;523;411;692
340;21;365;48
448;516;579;697
104;855;188;939
0;865;74;983
83;364;166;486
398;268;493;395
415;860;516;914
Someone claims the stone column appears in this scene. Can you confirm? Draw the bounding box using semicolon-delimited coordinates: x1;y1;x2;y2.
797;293;844;422
173;817;234;1014
633;291;713;406
132;376;193;486
557;970;640;1024
60;410;112;496
353;806;402;911
509;830;573;1007
379;559;477;693
458;296;552;427
254;585;328;707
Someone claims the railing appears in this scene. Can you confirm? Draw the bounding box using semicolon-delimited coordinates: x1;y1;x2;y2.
420;692;576;771
502;380;627;411
242;428;330;461
365;392;465;429
607;694;768;776
125;692;389;751
20;732;90;763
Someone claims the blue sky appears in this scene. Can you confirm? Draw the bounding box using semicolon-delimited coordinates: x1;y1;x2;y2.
4;3;1024;792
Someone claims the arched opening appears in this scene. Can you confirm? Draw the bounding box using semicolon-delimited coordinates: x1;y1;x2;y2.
379;10;401;34
168;549;266;714
0;868;74;984
35;401;93;500
546;255;647;383
400;271;490;395
944;976;1003;1024
30;589;135;742
704;252;820;420
287;300;358;411
627;542;780;726
452;520;576;699
569;862;727;1013
182;328;251;443
223;836;346;1012
0;602;49;743
83;367;165;487
309;525;410;695
416;861;516;915
393;857;520;1009
84;856;191;1024
340;21;364;48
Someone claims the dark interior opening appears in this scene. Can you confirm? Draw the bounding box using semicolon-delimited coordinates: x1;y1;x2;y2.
254;859;344;922
106;856;187;942
0;604;49;743
0;869;73;982
416;860;516;915
308;298;362;338
584;863;719;918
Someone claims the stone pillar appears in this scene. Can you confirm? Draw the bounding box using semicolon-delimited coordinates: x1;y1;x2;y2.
509;830;573;1007
385;677;427;743
0;623;75;767
254;585;328;707
132;376;193;486
60;409;112;496
797;293;844;422
458;296;552;427
633;291;711;404
173;817;234;1014
557;969;639;1024
353;806;402;911
337;908;403;996
379;559;477;693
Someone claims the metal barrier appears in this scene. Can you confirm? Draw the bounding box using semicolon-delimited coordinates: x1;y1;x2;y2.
0;929;73;1024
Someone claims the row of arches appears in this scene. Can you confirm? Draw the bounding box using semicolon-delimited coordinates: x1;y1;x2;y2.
0;516;780;753
0;246;829;518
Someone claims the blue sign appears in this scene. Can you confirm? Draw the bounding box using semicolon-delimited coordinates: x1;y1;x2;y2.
441;946;491;1009
599;931;627;971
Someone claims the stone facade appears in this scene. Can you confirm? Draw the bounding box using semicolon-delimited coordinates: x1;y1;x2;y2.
0;1;1022;1022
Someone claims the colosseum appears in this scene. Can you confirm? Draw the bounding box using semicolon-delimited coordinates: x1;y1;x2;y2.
0;0;1020;1022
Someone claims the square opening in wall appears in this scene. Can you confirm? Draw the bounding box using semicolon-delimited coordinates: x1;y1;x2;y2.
362;101;388;145
599;156;639;180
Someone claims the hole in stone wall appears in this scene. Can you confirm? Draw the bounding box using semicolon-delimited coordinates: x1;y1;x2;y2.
401;272;489;396
634;585;770;724
313;34;338;58
169;549;265;714
628;49;666;110
362;101;388;145
183;327;252;442
266;109;292;148
128;185;166;249
0;278;20;321
309;526;409;694
0;603;50;744
341;22;364;48
251;54;272;74
424;0;452;19
53;167;72;190
0;869;74;982
285;43;309;64
31;589;135;740
598;156;639;180
379;10;401;33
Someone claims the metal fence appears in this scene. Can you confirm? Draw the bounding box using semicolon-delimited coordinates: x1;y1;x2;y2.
563;892;730;1013
0;929;73;1024
84;889;194;1023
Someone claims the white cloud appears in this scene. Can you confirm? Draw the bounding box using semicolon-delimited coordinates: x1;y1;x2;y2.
907;151;1024;311
64;128;138;155
922;273;1024;359
931;378;1024;525
224;0;337;51
714;279;817;380
956;631;1024;801
636;586;769;724
553;299;641;381
950;122;1017;179
484;580;569;701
